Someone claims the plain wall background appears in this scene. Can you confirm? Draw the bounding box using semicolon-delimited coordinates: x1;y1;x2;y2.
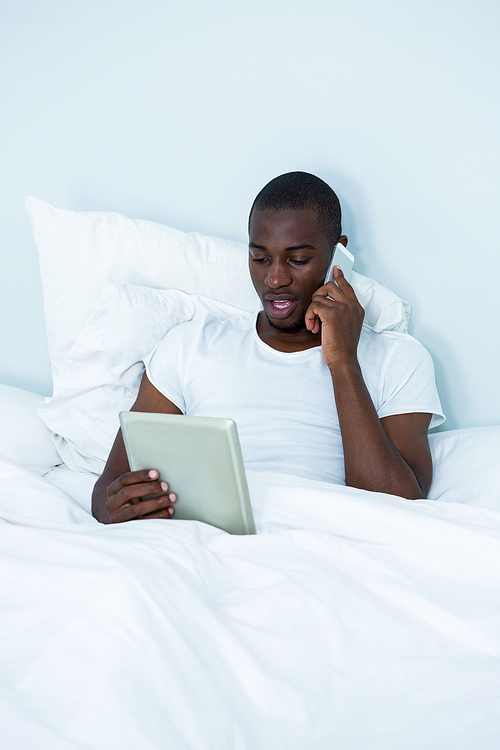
1;0;499;431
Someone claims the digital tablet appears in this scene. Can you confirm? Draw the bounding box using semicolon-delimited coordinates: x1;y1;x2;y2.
119;412;256;535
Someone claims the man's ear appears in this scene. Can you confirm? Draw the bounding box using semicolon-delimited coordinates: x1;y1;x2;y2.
338;235;348;247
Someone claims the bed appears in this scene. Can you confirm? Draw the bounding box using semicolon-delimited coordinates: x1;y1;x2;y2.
1;199;499;750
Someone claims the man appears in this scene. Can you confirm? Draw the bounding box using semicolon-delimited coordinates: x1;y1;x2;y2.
92;172;443;524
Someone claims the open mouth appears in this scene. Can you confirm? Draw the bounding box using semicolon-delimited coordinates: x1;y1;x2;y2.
264;297;298;320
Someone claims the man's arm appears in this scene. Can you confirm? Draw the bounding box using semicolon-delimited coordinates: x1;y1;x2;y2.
327;360;432;498
305;266;433;499
92;374;183;523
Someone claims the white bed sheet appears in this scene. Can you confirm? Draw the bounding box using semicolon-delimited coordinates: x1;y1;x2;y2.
43;464;98;515
1;457;499;750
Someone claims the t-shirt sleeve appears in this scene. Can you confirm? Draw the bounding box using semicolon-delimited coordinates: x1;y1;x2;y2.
377;335;445;429
143;323;189;413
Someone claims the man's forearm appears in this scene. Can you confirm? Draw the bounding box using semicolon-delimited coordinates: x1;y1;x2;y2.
92;473;113;523
330;360;425;499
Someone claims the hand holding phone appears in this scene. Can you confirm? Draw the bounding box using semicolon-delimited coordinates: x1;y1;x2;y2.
305;240;363;368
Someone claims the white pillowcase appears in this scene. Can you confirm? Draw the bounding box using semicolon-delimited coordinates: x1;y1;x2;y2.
0;384;61;475
428;426;500;509
38;282;251;474
26;197;411;384
26;198;261;382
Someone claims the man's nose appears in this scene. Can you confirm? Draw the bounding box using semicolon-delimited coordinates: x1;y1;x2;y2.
265;261;292;288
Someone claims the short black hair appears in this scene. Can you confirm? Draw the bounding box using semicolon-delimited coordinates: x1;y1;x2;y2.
248;171;342;246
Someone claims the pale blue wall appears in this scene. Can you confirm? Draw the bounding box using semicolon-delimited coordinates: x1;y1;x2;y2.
1;0;499;430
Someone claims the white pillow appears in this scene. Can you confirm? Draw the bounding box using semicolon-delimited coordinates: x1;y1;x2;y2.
38;282;251;474
0;384;61;475
428;426;500;509
26;197;410;383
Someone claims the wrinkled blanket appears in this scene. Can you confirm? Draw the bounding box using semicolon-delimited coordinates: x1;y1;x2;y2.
1;457;499;750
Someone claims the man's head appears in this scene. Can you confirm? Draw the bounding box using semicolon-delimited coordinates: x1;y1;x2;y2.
248;172;346;334
248;171;342;248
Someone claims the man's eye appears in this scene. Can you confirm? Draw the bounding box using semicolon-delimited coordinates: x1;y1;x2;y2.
290;259;309;265
251;257;267;263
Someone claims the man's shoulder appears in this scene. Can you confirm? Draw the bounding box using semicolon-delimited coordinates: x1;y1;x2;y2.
359;326;432;368
183;311;255;334
361;325;426;349
164;311;256;344
149;312;256;367
203;311;256;328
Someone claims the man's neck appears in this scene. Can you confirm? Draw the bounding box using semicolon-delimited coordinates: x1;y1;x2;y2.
256;311;322;353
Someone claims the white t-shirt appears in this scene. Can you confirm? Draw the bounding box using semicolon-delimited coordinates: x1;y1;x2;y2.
144;314;444;485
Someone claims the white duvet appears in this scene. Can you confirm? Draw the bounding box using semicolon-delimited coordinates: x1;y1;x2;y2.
1;457;499;750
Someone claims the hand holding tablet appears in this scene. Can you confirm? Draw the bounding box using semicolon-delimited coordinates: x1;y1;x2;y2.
119;412;256;535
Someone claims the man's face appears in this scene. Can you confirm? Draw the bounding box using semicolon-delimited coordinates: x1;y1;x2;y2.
249;208;333;333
